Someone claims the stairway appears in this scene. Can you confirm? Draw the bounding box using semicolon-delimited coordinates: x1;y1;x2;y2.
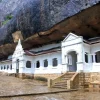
52;72;75;89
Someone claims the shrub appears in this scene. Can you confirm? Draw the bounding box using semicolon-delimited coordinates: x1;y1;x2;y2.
2;14;13;25
6;15;13;20
2;19;9;25
34;76;47;82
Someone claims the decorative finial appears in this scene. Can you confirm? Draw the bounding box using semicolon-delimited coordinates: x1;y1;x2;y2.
18;39;21;45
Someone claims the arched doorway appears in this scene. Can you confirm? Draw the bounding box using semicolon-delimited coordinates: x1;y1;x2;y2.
67;51;77;72
95;51;100;63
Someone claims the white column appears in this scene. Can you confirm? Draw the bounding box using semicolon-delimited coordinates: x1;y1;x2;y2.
39;60;43;69
88;54;92;63
93;54;96;63
66;55;70;72
12;61;16;73
19;60;25;73
62;55;68;72
77;43;84;72
65;55;68;64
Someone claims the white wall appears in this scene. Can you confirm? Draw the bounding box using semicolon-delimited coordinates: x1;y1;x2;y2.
90;43;100;72
91;43;100;53
0;61;12;73
23;55;34;74
83;43;90;54
20;50;62;74
83;43;92;72
83;42;100;72
33;51;62;74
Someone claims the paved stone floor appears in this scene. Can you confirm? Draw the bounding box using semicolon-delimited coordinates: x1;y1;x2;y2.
0;74;100;100
1;91;100;100
0;73;68;96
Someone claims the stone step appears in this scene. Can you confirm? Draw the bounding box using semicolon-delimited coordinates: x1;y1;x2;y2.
51;72;76;89
63;76;72;78
53;85;67;89
62;76;72;79
54;81;67;87
54;82;67;86
64;74;75;76
64;73;75;76
54;84;67;86
54;81;67;84
61;78;71;80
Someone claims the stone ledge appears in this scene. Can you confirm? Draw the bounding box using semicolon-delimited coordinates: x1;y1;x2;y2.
34;74;62;80
0;89;78;98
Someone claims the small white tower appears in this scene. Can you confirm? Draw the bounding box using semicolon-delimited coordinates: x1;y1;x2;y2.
12;39;25;76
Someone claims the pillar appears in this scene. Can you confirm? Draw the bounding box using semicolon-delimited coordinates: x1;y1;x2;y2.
48;79;52;88
88;54;92;63
93;54;96;63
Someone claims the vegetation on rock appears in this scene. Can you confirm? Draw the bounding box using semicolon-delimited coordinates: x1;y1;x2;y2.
2;14;13;25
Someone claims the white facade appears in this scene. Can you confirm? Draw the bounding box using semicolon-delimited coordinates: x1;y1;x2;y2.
1;33;100;75
5;39;62;75
62;33;100;72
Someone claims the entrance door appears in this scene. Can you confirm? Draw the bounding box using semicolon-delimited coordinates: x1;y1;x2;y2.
67;51;77;72
16;59;19;77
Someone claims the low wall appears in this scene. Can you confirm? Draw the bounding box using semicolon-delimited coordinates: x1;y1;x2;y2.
82;72;100;84
84;73;91;83
34;73;62;80
0;72;8;76
18;73;34;79
79;72;100;89
8;73;62;79
8;73;34;79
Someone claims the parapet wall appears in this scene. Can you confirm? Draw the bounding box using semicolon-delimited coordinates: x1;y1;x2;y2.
79;72;100;89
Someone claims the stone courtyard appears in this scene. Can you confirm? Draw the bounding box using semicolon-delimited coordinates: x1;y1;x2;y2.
0;73;100;100
0;73;70;97
0;73;46;96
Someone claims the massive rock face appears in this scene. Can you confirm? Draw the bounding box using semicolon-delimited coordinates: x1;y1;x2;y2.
0;0;100;45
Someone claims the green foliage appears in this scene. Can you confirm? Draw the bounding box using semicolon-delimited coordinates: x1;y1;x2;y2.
6;15;13;20
2;19;9;25
2;14;13;25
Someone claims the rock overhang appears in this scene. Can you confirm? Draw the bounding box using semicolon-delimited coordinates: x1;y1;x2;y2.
0;1;100;59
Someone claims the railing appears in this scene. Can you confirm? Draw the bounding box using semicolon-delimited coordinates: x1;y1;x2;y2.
48;73;67;88
67;73;79;89
48;72;77;89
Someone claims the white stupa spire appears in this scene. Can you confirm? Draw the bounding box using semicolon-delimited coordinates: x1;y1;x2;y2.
12;38;24;58
15;39;23;51
18;39;21;45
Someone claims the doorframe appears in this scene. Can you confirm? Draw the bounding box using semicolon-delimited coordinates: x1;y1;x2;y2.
16;59;19;73
66;50;78;72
